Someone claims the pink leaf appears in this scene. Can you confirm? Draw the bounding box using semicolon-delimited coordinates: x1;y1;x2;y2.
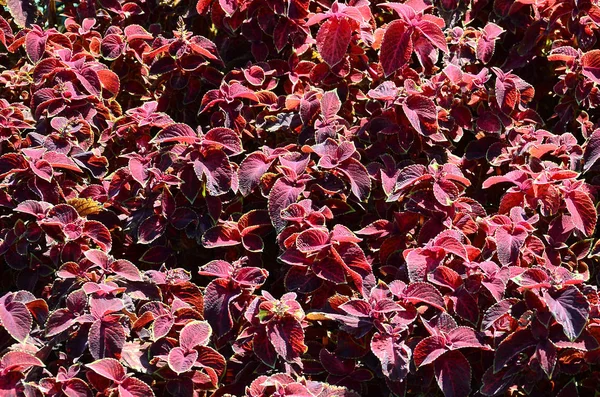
6;0;37;28
447;327;485;349
86;358;126;382
416;20;448;54
0;351;43;372
118;377;155;397
167;347;198;374
495;226;527;266
204;127;243;155
180;320;212;350
151;314;174;341
370;333;411;382
111;260;142;282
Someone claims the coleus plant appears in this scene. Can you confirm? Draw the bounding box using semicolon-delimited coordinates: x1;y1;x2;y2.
0;0;600;396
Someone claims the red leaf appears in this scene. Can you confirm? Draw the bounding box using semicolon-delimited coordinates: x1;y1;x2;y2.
296;228;330;253
97;69;120;98
267;317;307;361
494;328;536;372
316;17;353;67
137;215;167;244
564;190;597;236
476;111;502;133
414;336;447;367
380;20;413;77
402;282;445;310
238;152;274;196
83;221;113;251
403;94;438;136
582;49;600;84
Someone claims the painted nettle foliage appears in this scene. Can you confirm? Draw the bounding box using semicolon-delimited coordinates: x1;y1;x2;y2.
1;0;600;396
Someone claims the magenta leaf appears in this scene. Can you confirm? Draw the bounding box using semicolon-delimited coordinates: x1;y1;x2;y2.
88;317;126;359
544;286;589;341
153;123;198;144
268;178;305;232
0;293;32;342
434;351;472;397
495;226;527;266
535;339;557;378
494;328;536;372
583;129;600;172
7;0;37;28
370;333;411;382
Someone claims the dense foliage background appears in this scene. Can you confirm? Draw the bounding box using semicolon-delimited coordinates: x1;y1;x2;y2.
1;0;600;396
